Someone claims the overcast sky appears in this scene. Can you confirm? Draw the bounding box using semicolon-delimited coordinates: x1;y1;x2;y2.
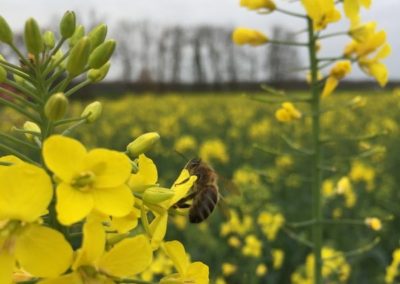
1;0;399;80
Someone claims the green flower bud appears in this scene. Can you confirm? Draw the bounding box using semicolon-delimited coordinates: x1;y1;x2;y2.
87;61;111;82
24;18;44;55
0;16;13;44
50;50;65;70
13;74;24;84
81;101;102;123
66;36;91;77
88;40;116;69
60;11;76;39
143;187;174;204
43;31;55;49
88;24;107;51
68;25;85;47
23;121;41;141
127;132;160;157
44;92;68;121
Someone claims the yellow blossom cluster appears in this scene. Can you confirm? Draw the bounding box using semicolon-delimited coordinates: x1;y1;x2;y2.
220;210;253;236
242;234;263;258
385;249;400;283
275;102;302;123
349;161;376;191
336;176;357;208
257;211;285;241
199;139;229;164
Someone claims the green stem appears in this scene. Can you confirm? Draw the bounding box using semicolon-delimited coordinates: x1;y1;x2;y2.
0;96;38;122
276;7;307;18
54;116;87;127
307;17;323;284
42;38;66;72
318;31;349;40
0;142;39;165
269;39;308;46
0;86;37;108
65;79;91;97
5;79;43;103
0;132;39;150
10;43;34;70
0;60;33;82
61;120;87;136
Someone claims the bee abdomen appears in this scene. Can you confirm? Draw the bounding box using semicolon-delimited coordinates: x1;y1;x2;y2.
189;186;219;223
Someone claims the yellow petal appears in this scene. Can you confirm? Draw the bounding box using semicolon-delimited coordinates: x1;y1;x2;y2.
344;0;359;20
0;163;52;222
163;240;189;276
110;208;140;234
56;183;94;225
73;215;105;269
186;262;209;284
167;170;197;207
92;185;133;217
149;213;168;250
369;62;389;87
37;272;83;284
0;250;14;284
99;235;153;277
128;154;158;193
43;135;86;182
85;149;131;188
376;43;391;60
0;155;24;165
322;76;339;98
15;225;73;278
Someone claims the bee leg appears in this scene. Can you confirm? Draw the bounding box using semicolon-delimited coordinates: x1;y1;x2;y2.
175;203;191;209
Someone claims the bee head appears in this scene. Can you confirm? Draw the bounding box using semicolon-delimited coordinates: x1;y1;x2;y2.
185;158;202;170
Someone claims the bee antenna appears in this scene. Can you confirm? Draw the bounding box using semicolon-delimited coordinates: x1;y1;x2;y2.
174;150;189;161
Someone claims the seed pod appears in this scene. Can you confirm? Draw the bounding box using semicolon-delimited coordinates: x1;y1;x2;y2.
87;61;111;82
24;18;44;55
81;101;102;123
68;25;85;47
143;187;174;204
43;31;55;49
66;36;91;77
88;24;107;51
88;40;116;69
23;121;41;141
0;16;13;44
44;92;68;121
0;54;6;83
59;11;76;39
126;132;160;157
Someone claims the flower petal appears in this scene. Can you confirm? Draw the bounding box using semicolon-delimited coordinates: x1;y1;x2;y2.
0;249;14;284
85;149;131;188
92;185;133;217
163;240;189;276
43;135;86;182
73;214;105;269
15;225;73;278
37;272;83;284
56;183;94;225
0;155;24;165
128;154;158;193
110;208;140;234
167;170;197;207
186;262;209;284
0;163;52;222
149;213;168;250
99;235;152;277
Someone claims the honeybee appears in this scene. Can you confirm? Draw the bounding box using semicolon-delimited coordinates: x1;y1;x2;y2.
174;158;220;223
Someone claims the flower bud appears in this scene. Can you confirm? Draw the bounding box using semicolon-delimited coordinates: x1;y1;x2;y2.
143;187;174;204
23;121;41;141
13;74;25;84
81;101;102;123
87;61;111;82
88;40;116;69
88;24;107;51
126;132;160;157
60;11;76;39
232;27;268;46
0;16;13;44
68;25;85;47
66;36;91;77
43;31;55;49
44;92;68;121
24;18;44;55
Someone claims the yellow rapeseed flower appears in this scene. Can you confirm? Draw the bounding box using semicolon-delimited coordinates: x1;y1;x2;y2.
322;60;352;97
343;0;371;22
272;249;285;269
0;159;73;283
256;264;268;276
39;215;153;284
43;135;134;225
232;27;269;46
222;263;237;276
242;234;262;258
275;102;302;122
240;0;276;12
301;0;341;31
257;211;285;240
365;217;382;231
160;240;209;284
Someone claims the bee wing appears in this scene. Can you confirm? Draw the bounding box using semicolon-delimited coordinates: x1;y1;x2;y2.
217;194;231;221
